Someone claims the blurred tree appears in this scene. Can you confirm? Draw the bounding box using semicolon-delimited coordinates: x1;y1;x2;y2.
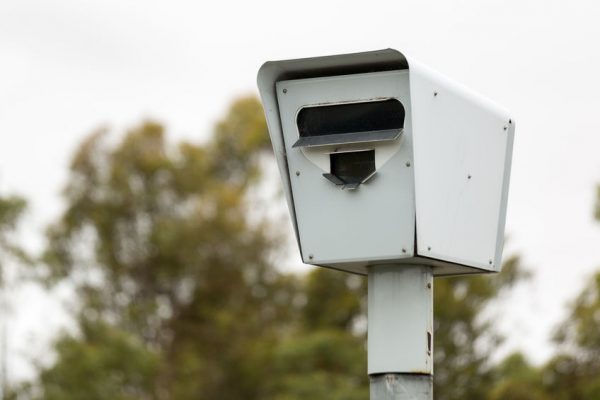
32;319;160;400
265;268;369;400
17;95;528;400
538;190;600;400
0;194;27;400
433;254;525;400
545;272;600;400
27;96;300;400
264;256;526;400
488;352;549;400
0;194;28;282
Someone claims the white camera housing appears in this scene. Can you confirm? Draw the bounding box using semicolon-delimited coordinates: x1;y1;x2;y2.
257;49;514;276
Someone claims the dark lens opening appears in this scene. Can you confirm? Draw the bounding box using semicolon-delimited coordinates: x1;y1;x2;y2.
330;150;376;185
297;99;404;138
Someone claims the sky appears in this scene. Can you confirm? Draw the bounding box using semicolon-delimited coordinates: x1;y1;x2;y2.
2;0;600;382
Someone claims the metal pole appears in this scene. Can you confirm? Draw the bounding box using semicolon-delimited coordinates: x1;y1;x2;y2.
368;265;433;400
370;374;432;399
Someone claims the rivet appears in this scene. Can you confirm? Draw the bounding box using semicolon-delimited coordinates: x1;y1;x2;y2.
509;119;512;124
309;254;314;260
468;174;472;179
283;88;288;94
433;91;438;97
427;282;432;289
489;259;493;265
402;248;407;253
405;161;411;167
427;246;432;251
503;125;508;131
295;171;300;176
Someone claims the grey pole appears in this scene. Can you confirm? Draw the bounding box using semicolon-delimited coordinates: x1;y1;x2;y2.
370;374;432;399
368;265;433;400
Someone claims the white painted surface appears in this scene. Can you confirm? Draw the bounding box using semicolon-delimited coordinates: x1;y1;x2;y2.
368;265;433;374
274;71;416;265
409;59;514;270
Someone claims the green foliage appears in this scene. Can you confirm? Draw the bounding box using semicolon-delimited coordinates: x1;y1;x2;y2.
555;272;600;358
543;271;600;400
34;96;290;399
268;330;368;400
266;268;368;400
488;353;550;400
0;194;28;282
489;380;549;400
33;319;160;400
15;93;600;400
528;185;600;400
20;95;530;400
0;193;27;400
434;254;525;400
300;268;366;332
0;196;26;233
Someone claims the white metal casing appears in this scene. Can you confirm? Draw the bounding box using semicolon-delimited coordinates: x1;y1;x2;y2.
276;71;416;272
257;49;514;276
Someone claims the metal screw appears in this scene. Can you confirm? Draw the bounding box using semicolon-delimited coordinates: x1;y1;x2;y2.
503;125;508;131
309;254;314;260
427;246;431;251
433;91;438;97
405;161;411;167
402;248;406;253
283;88;287;94
468;174;472;179
427;282;432;289
295;171;300;176
489;259;493;265
509;119;512;124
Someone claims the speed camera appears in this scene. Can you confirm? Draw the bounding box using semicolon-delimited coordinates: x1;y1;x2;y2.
257;49;514;276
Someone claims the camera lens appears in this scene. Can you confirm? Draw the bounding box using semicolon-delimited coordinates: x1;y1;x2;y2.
330;150;376;186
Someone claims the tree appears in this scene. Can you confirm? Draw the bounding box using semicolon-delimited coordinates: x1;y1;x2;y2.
0;194;28;284
33;320;160;400
536;188;600;400
488;352;549;400
433;254;525;400
28;96;298;400
19;95;528;400
0;194;27;400
543;272;600;400
265;268;369;400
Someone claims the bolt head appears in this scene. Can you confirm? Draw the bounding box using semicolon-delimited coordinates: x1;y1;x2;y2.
283;88;287;94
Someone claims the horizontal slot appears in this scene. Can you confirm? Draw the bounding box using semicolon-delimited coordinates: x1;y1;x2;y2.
294;99;405;148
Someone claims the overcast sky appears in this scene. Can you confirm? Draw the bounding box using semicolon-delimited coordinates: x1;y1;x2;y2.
2;0;600;382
